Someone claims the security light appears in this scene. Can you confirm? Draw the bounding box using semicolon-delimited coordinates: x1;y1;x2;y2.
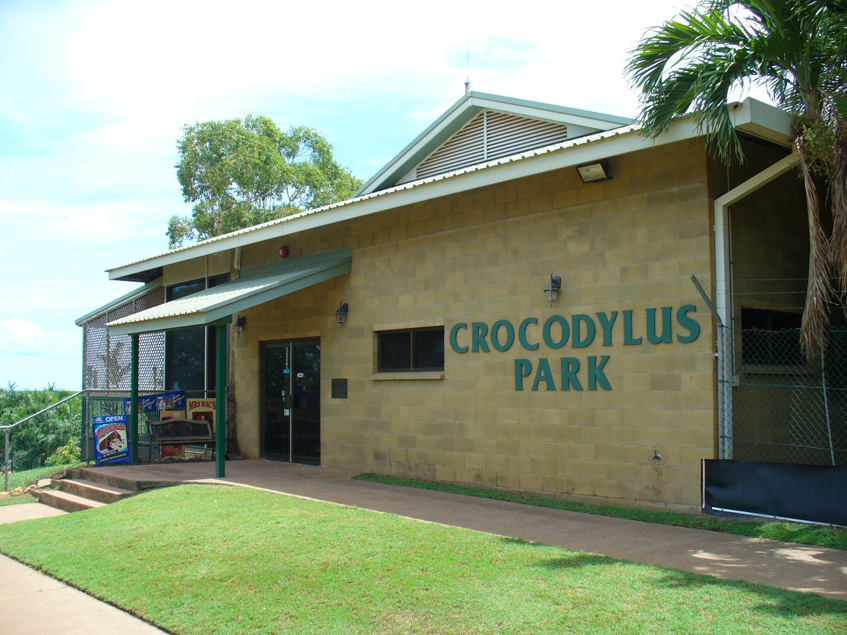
544;275;561;305
577;162;610;183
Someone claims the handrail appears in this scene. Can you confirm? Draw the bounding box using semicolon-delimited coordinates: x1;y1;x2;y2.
0;390;86;430
3;390;88;492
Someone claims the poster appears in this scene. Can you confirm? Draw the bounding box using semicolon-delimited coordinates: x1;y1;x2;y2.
160;411;185;458
187;398;216;433
123;391;185;416
93;415;131;466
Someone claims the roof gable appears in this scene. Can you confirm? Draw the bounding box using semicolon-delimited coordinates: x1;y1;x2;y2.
357;91;632;196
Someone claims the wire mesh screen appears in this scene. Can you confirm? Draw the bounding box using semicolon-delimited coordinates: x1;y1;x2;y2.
724;325;847;466
82;286;165;391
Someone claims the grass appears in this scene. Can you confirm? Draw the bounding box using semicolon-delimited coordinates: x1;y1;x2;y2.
0;464;77;507
353;473;847;552
0;484;844;634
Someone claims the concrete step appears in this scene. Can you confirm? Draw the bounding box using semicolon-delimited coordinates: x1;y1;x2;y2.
74;467;180;492
59;479;134;504
34;489;106;513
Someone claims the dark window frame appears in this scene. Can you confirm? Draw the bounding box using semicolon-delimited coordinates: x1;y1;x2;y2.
377;327;445;372
164;274;230;391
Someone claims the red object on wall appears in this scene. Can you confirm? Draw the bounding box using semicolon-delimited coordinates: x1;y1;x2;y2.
279;246;289;259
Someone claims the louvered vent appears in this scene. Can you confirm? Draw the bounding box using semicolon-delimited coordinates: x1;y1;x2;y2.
415;110;569;180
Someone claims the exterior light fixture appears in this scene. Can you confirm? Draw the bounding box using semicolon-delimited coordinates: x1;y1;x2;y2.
577;162;610;183
335;302;349;325
544;275;561;306
235;315;246;336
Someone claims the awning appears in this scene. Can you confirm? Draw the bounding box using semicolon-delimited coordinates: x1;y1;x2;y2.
107;248;351;336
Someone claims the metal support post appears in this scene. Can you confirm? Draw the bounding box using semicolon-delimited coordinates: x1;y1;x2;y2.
130;333;140;465
4;429;9;492
215;324;226;478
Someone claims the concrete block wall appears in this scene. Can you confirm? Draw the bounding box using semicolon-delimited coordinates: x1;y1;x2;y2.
224;138;717;511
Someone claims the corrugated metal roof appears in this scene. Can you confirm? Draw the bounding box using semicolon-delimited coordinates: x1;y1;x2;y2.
107;252;351;335
108;122;641;274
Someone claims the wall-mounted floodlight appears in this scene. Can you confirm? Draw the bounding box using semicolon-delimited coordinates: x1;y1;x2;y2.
577;162;611;183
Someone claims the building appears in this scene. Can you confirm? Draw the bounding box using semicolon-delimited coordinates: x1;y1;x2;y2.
79;91;841;513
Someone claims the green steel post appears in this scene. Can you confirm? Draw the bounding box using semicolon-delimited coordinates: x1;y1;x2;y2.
130;333;140;465
216;324;226;478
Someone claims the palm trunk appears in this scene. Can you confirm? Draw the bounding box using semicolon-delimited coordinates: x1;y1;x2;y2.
797;135;833;357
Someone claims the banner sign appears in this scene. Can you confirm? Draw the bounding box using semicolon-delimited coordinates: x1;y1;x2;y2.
123;391;185;415
93;415;131;466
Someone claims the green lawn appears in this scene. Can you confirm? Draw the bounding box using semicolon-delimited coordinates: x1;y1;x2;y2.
0;464;73;507
354;473;847;551
0;485;844;635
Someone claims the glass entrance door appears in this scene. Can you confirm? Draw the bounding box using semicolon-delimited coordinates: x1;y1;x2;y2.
262;339;321;464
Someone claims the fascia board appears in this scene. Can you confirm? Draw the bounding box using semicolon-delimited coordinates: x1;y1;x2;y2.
108;313;210;336
107;117;706;282
75;278;162;325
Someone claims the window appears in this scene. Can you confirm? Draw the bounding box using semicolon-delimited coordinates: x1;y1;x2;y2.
741;308;803;366
378;328;444;372
165;274;230;391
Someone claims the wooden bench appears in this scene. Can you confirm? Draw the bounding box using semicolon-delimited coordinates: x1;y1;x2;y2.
142;418;215;463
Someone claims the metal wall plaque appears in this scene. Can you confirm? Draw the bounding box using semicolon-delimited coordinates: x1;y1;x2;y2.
331;378;348;399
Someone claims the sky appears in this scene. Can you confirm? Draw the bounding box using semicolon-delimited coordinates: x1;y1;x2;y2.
0;0;742;390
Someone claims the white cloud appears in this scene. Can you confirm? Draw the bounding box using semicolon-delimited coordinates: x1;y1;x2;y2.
0;317;43;344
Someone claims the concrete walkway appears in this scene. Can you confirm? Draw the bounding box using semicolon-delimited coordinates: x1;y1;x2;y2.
0;459;844;635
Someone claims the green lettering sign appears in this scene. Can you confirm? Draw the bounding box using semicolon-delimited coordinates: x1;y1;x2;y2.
532;358;556;391
518;317;539;351
543;315;570;349
596;311;618;346
676;305;701;343
572;314;596;348
491;319;515;352
472;322;490;353
588;355;612;390
623;310;642;345
561;357;583;391
514;359;532;390
646;307;673;344
449;323;468;354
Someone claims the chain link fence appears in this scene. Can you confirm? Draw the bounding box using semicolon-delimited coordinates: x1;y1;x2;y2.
82;285;165;392
721;325;847;466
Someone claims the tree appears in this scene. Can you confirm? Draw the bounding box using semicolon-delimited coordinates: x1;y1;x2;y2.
168;116;363;248
626;0;847;355
0;385;81;471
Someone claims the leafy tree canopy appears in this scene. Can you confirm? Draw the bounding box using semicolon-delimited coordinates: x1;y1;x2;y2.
627;0;847;355
168;116;363;248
